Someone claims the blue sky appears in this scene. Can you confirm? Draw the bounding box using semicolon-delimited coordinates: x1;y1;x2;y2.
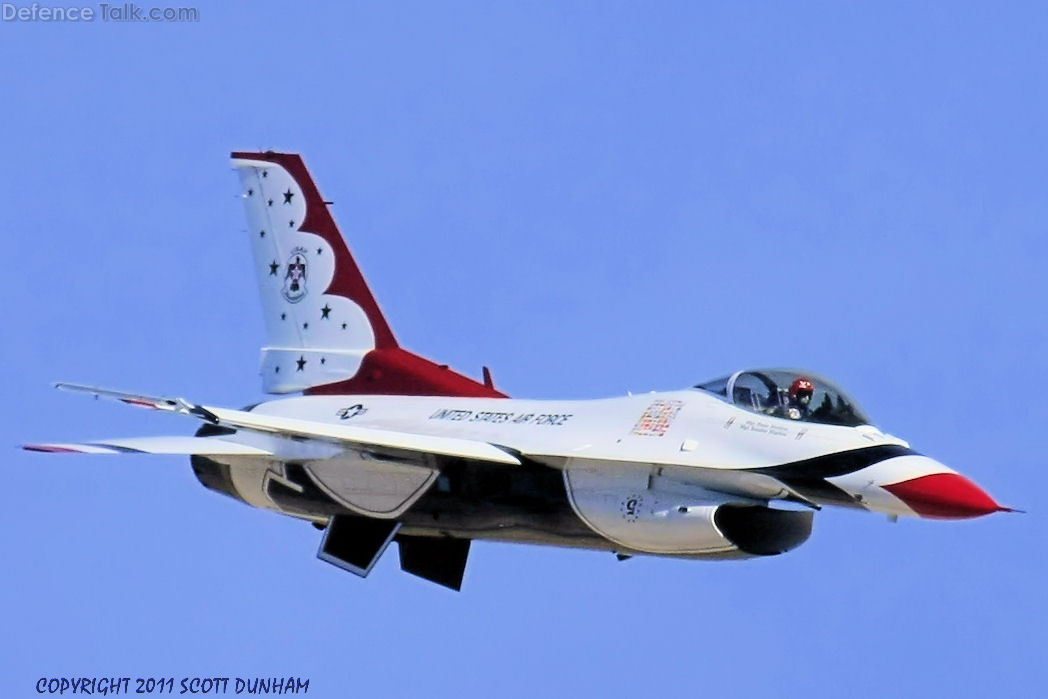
2;2;1045;697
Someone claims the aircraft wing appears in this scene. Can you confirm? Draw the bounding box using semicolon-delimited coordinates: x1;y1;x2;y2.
25;383;521;466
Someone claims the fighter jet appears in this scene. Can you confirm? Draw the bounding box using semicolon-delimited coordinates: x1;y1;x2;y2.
25;151;1013;590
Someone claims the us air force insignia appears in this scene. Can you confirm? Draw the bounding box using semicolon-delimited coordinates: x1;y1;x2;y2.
336;404;367;420
282;247;308;303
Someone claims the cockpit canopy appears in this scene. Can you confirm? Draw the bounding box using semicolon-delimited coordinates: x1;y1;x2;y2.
695;368;872;427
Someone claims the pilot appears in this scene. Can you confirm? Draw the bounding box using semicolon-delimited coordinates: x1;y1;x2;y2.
780;377;815;420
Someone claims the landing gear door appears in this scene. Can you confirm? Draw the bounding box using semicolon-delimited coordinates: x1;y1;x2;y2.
304;453;439;519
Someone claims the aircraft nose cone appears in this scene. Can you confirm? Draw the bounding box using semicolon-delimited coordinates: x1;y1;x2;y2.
882;472;1007;519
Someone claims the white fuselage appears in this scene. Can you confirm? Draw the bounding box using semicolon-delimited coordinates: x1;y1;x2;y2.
198;388;950;559
249;389;899;471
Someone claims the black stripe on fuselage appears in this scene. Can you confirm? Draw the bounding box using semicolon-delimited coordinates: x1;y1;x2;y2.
752;444;918;510
753;444;917;480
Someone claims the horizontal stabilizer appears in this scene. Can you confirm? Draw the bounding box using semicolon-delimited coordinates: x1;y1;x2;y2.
24;436;271;456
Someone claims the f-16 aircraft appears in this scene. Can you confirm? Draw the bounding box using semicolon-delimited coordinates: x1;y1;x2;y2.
26;151;1013;590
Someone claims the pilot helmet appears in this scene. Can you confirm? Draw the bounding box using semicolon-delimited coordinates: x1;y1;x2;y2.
789;377;815;405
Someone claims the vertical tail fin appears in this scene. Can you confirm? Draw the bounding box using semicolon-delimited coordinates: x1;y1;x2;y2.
231;151;505;398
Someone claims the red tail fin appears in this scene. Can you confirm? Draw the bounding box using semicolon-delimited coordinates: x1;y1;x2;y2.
306;347;507;398
231;150;506;399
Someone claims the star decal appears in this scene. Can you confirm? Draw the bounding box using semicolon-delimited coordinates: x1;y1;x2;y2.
283;189;294;204
320;357;326;365
269;261;279;275
261;171;268;178
296;356;306;371
259;229;265;238
316;248;322;255
289;220;295;228
302;322;309;329
275;366;280;373
280;312;286;320
321;304;331;319
341;322;347;330
267;198;274;206
247;188;254;196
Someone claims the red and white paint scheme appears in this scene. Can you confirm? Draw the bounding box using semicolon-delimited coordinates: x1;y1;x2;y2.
25;151;1013;590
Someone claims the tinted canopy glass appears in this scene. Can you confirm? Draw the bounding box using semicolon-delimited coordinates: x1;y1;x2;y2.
695;368;871;427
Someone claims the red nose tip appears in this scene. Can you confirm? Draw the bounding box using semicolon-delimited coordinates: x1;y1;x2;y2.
883;473;1007;519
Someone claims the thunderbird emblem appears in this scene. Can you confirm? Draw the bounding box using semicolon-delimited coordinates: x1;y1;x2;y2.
282;247;308;303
